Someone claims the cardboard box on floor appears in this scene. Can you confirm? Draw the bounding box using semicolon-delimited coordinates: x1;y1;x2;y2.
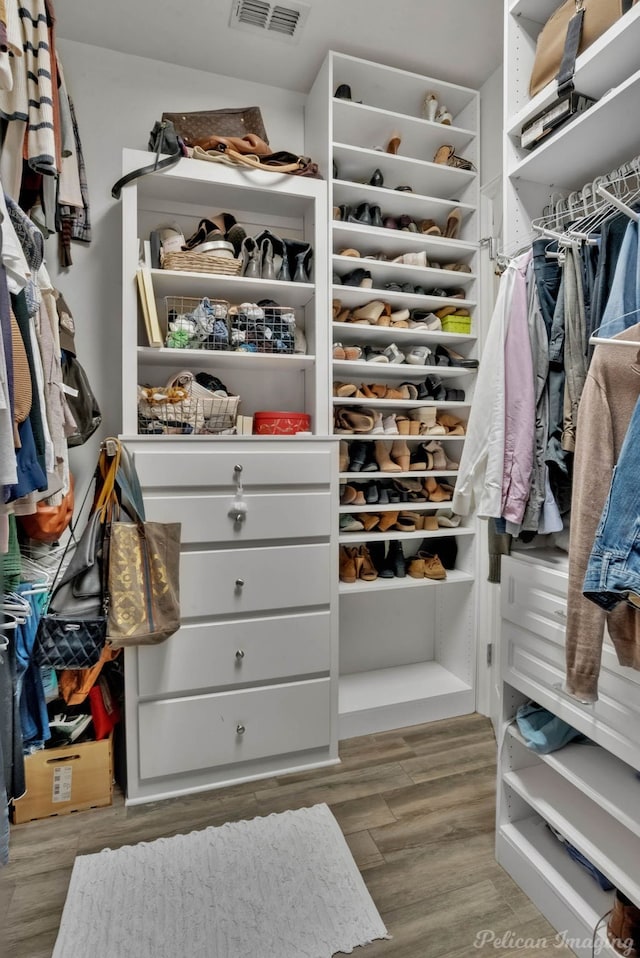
11;733;113;824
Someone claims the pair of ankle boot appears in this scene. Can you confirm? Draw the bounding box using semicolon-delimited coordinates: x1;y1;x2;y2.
241;229;313;283
334;203;384;229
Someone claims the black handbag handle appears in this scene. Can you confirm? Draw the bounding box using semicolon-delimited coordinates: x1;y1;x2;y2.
111;122;183;199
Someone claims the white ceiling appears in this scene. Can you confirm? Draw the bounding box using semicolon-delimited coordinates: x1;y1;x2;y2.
54;0;504;94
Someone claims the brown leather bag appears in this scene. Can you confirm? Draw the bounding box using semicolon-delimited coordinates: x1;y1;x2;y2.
529;0;634;97
162;106;268;148
20;477;74;543
192;144;322;178
190;133;272;155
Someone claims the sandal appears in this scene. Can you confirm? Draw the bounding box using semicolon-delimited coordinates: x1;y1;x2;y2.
433;145;476;171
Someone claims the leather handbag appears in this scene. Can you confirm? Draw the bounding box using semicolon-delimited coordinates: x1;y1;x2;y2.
192;144;322;178
529;0;635;97
19;477;74;543
105;440;181;648
111;119;186;200
162;106;268;147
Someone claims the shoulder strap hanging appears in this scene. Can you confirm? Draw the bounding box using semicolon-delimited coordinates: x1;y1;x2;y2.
557;0;634;97
111;122;183;200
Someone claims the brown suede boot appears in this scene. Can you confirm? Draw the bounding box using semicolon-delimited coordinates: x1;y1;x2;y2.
608;890;640;957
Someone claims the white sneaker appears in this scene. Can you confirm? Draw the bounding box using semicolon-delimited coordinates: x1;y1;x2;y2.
405;345;431;365
392;251;428;268
383;343;405;364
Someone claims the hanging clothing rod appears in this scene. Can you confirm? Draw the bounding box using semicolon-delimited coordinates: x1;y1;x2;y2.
596;186;640;222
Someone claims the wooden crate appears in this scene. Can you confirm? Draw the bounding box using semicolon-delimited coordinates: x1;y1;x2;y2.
11;733;113;824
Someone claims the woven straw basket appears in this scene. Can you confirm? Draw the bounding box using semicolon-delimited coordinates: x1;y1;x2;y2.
161;251;242;275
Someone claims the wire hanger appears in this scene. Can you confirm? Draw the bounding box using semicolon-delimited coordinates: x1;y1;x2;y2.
590;308;640;346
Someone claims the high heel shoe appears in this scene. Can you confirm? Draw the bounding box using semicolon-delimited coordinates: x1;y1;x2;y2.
375;440;402;473
370;205;384;229
390;439;410;472
444;208;462;239
368;168;384;187
378;510;400;532
358;544;378;581
386;131;402;155
422;91;439;123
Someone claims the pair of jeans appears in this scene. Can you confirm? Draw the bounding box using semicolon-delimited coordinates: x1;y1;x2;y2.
584;392;640;609
532;238;561;338
598;220;640;339
590;212;632;340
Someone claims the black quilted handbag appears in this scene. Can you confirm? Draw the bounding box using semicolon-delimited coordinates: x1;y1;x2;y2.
33;615;105;670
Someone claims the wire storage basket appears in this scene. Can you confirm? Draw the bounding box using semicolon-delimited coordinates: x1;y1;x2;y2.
164;297;296;354
137;371;239;435
165;297;231;350
229;301;296;354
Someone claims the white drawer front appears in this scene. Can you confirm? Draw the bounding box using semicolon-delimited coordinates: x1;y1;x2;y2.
502;556;568;635
503;621;640;752
130;442;333;489
180;543;331;617
145;489;331;544
138;678;331;779
137;610;331;696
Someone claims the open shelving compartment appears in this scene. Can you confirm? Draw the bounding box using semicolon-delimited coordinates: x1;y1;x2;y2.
120;148;329;437
305;49;481;738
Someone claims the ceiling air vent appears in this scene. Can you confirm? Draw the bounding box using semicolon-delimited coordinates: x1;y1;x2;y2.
229;0;310;42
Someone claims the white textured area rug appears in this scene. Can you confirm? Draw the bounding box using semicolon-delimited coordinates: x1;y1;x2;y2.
52;802;389;958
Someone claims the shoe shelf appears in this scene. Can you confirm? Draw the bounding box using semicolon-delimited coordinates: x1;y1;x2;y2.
333;396;470;409
332;255;476;289
338;527;474;545
331;361;475;380
339;568;474;595
138;346;315;373
503;764;640;904
332;99;476;156
506;724;640;840
332;222;477;263
306;50;479;737
148;269;315;308
339;661;474;739
332;321;476;347
333;144;476;202
497;818;615;956
332;182;475;226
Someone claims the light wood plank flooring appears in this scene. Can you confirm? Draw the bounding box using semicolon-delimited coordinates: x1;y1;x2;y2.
1;713;573;958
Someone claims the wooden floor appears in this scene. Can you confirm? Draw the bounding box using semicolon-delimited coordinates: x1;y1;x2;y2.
1;713;572;958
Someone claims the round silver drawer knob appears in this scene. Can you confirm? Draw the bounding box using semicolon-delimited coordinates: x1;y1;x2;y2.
236;723;246;735
235;578;245;588
234;464;243;474
235;649;245;660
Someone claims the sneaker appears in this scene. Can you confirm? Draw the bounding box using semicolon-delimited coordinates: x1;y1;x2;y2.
405;345;431;365
383;343;405;364
364;346;389;363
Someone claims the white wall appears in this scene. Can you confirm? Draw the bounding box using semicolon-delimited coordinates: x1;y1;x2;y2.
479;64;503;188
47;39;305;486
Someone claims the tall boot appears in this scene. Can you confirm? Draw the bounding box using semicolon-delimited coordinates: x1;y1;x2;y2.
369;540;393;578
261;238;276;281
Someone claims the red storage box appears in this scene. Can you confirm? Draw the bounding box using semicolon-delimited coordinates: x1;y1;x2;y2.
253;411;311;435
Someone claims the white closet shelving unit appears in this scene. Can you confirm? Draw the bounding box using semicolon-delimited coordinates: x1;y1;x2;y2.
306;52;481;738
118;150;339;803
498;3;640;953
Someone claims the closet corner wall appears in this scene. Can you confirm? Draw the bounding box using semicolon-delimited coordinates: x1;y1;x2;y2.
497;2;640;952
305;51;481;739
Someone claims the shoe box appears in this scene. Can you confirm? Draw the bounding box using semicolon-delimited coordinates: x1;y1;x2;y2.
11;733;113;824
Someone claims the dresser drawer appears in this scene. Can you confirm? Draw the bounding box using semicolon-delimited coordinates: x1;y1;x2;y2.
503;621;640;759
129;440;334;490
137;610;331;696
501;555;568;636
137;678;331;780
145;489;331;544
180;543;331;617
